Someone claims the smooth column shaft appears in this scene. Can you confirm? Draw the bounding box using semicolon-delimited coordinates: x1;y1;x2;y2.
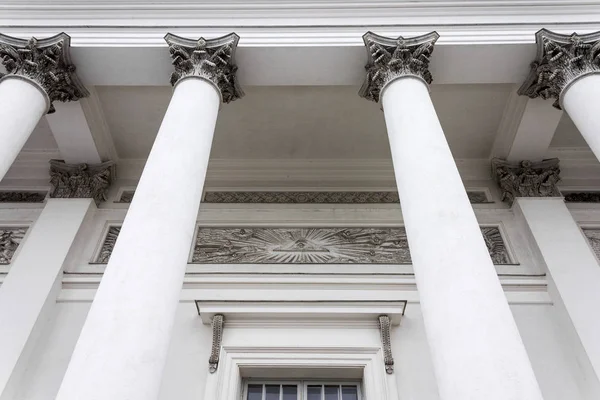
382;77;543;400
0;78;48;181
563;74;600;161
56;78;220;400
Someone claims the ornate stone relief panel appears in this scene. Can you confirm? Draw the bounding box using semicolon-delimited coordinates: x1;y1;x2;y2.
0;227;27;264
563;192;600;203
582;229;600;260
0;191;47;203
94;226;511;265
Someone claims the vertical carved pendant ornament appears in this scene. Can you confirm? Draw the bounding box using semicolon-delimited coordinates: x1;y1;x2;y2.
164;33;243;103
518;29;600;109
208;314;224;373
359;31;439;103
491;158;561;205
49;160;114;205
0;32;88;113
378;315;394;374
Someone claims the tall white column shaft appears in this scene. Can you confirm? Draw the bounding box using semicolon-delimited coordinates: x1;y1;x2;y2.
0;199;95;400
382;77;543;400
562;74;600;161
55;78;220;400
0;78;48;180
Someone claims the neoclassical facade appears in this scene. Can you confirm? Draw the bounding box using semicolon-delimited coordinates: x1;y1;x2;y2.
1;2;600;400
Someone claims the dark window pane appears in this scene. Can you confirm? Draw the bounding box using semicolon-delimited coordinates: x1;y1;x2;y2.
247;384;263;400
342;386;358;400
265;385;280;400
324;385;339;400
307;385;322;400
282;385;298;400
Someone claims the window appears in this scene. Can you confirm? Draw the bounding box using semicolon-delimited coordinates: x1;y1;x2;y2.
244;382;361;400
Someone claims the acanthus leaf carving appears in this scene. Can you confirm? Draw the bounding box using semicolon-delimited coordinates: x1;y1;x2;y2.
0;33;88;113
0;227;27;264
49;160;115;205
208;314;224;373
492;158;561;205
378;315;394;374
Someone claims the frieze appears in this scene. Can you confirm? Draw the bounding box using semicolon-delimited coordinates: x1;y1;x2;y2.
582;229;600;260
0;191;46;203
0;227;27;264
563;192;600;203
0;33;88;113
492;158;561;205
164;33;243;103
359;31;439;103
49;160;114;205
519;29;600;109
94;226;510;265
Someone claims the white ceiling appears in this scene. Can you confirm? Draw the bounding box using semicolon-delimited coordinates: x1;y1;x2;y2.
551;113;588;148
96;83;513;161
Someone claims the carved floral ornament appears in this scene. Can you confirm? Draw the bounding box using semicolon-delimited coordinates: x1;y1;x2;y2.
491;158;561;205
49;160;114;205
359;31;439;103
0;33;88;113
519;29;600;109
164;33;244;103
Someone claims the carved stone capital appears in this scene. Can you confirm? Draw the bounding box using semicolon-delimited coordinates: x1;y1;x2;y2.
164;33;243;104
49;160;114;205
208;314;224;373
518;29;600;109
359;31;439;103
378;315;394;374
491;158;561;205
0;33;88;113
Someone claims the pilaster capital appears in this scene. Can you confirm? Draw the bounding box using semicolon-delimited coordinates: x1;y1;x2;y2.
518;29;600;109
359;31;439;103
49;160;114;205
164;33;243;104
491;158;561;205
0;33;88;114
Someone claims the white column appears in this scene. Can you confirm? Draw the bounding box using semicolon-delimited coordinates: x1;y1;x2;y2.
563;74;600;160
360;32;543;400
55;33;243;400
0;199;95;400
0;33;88;182
515;197;600;386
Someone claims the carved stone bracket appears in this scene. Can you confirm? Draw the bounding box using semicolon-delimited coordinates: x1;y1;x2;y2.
491;158;561;205
209;314;224;373
518;29;600;109
378;315;394;374
49;160;115;205
0;32;88;113
359;31;439;103
164;33;243;103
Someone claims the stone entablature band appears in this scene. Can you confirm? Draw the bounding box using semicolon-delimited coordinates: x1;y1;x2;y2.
519;29;600;109
164;33;244;104
359;31;439;103
0;32;88;113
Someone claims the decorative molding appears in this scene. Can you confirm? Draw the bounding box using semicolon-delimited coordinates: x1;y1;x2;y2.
378;315;394;374
563;191;600;203
164;33;243;103
359;31;439;103
49;160;114;205
209;314;224;373
0;191;46;203
519;29;600;109
491;158;561;205
0;32;88;113
0;227;27;264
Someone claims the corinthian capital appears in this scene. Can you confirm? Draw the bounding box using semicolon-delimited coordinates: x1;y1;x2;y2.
0;33;88;113
518;29;600;109
164;33;243;104
491;158;561;205
359;31;439;103
49;160;115;205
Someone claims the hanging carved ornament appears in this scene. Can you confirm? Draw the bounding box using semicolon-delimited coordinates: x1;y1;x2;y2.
208;314;224;373
0;227;27;264
49;160;114;205
378;315;394;374
491;158;561;205
359;31;439;103
0;33;88;113
518;29;600;109
164;33;243;103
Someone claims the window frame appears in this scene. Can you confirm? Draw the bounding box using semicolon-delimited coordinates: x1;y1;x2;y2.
242;380;362;400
